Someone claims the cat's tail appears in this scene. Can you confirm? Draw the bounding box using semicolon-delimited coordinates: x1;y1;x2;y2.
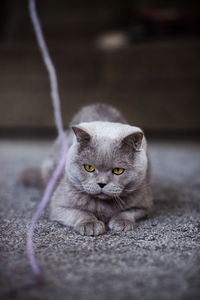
20;167;44;188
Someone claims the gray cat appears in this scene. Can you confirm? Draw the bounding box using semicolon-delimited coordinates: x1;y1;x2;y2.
23;103;152;236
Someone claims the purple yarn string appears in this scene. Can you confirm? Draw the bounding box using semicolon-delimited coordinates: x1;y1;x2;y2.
27;0;67;280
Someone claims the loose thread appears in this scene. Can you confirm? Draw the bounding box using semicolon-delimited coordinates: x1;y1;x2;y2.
27;0;67;281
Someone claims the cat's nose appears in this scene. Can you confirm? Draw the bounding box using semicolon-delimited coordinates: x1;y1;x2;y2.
98;183;106;188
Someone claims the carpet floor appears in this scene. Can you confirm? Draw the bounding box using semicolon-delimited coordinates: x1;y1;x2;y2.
0;139;200;300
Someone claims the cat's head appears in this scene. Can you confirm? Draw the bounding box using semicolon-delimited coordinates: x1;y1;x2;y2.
66;121;148;200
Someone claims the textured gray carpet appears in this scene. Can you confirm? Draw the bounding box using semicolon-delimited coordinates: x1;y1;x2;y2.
0;139;200;300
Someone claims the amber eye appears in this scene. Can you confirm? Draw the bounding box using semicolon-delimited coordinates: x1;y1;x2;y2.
112;168;125;175
84;164;95;172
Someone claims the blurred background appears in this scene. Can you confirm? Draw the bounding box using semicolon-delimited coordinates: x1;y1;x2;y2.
0;0;200;137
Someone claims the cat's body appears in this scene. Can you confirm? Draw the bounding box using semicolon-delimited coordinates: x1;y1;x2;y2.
25;104;152;236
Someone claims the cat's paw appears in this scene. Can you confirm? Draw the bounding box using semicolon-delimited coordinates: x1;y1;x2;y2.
75;220;105;236
108;218;136;232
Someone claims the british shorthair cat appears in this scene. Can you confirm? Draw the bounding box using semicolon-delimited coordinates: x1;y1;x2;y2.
22;103;152;236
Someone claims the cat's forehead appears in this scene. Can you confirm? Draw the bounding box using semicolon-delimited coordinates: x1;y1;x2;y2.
78;140;131;169
78;121;141;140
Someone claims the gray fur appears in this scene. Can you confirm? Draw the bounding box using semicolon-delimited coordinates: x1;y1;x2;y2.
42;103;152;236
70;103;127;126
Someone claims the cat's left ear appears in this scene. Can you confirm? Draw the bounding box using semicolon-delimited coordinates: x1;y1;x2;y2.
121;131;143;151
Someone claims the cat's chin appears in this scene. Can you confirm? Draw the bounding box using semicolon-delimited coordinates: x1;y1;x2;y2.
95;193;111;200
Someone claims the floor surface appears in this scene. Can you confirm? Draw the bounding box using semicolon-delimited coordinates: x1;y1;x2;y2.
0;139;200;300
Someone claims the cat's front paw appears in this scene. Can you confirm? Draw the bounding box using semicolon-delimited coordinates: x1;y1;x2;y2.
109;218;136;232
75;220;105;236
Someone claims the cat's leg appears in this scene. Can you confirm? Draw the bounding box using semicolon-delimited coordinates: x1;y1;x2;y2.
108;208;147;232
50;207;105;236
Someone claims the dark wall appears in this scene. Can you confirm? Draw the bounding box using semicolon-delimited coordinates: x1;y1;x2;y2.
0;0;200;134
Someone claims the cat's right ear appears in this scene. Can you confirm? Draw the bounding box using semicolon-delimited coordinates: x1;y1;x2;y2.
72;126;91;147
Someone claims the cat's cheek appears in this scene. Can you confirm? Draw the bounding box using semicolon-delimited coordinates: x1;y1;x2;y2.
112;174;128;190
71;163;88;181
103;183;123;197
82;182;101;195
124;168;145;186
